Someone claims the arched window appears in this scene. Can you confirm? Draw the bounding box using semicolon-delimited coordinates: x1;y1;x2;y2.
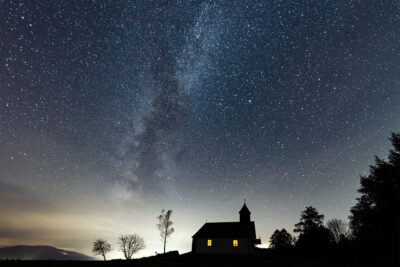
233;240;238;247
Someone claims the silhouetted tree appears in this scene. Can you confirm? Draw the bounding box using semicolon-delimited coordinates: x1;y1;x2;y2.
269;228;294;249
294;206;324;234
294;207;333;250
326;218;349;243
118;234;145;260
92;239;112;261
157;209;174;253
349;132;400;261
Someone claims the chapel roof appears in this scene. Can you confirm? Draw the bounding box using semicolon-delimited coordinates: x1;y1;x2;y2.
192;221;256;238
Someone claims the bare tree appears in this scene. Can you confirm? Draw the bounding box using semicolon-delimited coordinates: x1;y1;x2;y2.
326;218;349;243
118;234;145;260
92;238;112;261
157;209;174;253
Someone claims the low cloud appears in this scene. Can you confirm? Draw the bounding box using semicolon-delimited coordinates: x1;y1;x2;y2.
0;182;112;253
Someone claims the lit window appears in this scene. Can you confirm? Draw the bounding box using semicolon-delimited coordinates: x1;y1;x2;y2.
207;239;212;246
233;240;238;247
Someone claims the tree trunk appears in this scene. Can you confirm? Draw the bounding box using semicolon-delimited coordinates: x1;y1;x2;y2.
102;253;106;261
163;231;167;253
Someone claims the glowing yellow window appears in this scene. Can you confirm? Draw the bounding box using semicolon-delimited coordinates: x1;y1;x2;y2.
207;239;212;246
233;240;238;247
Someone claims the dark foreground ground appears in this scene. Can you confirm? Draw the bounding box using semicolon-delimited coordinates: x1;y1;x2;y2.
1;250;398;267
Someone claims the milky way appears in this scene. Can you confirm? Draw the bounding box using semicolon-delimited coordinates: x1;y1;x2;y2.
1;0;399;257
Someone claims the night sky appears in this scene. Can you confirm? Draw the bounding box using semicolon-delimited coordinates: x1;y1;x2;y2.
1;0;400;259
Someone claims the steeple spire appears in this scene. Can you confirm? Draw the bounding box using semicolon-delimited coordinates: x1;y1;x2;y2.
239;202;251;223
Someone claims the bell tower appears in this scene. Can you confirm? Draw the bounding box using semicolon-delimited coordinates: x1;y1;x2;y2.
239;202;251;223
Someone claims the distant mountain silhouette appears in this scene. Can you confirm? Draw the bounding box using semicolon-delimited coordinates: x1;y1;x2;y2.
0;245;93;260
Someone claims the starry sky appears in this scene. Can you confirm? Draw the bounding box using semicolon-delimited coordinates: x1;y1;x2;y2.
1;0;400;259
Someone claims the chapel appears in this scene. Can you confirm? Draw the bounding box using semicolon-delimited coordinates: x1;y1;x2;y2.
192;203;261;254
